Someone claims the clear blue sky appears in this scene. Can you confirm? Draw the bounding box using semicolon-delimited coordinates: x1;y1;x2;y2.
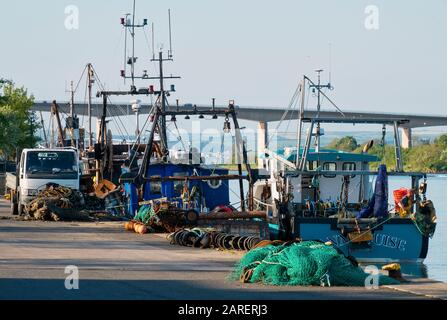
1;0;446;137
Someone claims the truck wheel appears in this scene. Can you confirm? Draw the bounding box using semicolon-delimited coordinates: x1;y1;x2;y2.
10;192;18;216
17;194;24;215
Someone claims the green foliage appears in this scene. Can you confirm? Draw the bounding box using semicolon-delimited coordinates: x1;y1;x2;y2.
326;136;358;152
0;80;40;159
435;134;447;148
329;134;447;173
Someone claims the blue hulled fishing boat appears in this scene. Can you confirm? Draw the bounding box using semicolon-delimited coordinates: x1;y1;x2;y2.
253;73;437;263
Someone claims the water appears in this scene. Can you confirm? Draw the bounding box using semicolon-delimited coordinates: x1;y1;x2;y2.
398;175;447;282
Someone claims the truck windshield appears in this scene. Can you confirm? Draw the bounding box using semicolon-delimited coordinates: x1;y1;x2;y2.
26;151;77;178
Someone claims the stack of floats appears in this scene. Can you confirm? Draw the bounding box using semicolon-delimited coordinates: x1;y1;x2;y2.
168;228;262;250
124;220;148;234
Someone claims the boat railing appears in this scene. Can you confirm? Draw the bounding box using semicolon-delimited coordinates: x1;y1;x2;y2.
286;170;426;178
252;197;273;213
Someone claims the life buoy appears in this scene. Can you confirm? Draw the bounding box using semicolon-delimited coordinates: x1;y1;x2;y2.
213;205;233;213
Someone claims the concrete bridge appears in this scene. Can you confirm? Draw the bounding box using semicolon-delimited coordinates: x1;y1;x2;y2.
32;101;447;149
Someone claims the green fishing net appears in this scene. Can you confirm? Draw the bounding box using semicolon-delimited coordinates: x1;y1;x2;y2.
413;200;437;238
229;241;400;286
134;204;155;224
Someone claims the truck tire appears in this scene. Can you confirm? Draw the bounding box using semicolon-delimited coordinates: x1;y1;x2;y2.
17;193;24;216
10;192;18;216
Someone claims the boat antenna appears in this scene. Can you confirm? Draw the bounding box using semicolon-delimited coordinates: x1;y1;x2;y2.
328;43;332;87
120;0;149;92
168;9;173;59
123;13;131;85
151;22;155;60
308;69;332;152
148;9;180;156
131;0;136;89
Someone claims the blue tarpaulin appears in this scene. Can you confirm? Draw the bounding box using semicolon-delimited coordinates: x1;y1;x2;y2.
357;164;389;218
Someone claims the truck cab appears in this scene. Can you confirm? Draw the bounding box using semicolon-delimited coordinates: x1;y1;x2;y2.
8;148;80;215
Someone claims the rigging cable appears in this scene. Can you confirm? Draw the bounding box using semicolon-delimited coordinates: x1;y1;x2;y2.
266;83;301;148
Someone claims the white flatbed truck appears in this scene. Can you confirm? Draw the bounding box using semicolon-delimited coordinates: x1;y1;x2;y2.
5;148;80;215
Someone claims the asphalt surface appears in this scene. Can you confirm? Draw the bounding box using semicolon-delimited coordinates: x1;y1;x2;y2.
0;199;435;300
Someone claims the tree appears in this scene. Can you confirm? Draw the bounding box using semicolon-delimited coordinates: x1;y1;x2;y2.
435;134;447;149
326;136;359;152
0;80;40;160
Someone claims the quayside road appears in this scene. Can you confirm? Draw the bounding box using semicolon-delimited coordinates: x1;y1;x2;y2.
0;199;442;300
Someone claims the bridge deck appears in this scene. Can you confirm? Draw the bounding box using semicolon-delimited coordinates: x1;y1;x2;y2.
33;101;447;128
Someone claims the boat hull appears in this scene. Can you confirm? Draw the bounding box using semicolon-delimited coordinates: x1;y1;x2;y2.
270;218;429;263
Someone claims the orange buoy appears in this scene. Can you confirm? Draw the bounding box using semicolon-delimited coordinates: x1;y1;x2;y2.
124;221;134;231
138;225;148;234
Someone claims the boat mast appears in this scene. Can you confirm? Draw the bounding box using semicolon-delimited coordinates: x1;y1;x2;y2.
295;77;306;167
131;0;136;91
158;51;168;152
314;70;322;152
308;69;332;153
39;110;48;148
149;10;178;157
87;63;94;149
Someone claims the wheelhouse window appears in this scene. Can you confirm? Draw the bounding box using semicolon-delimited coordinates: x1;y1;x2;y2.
150;176;162;195
307;161;318;171
342;162;356;178
322;162;336;178
173;172;188;196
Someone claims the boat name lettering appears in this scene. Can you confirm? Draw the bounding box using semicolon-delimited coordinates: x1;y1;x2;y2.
373;233;406;252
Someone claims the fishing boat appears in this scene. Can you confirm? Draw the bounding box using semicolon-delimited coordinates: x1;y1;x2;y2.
84;1;268;236
253;72;437;263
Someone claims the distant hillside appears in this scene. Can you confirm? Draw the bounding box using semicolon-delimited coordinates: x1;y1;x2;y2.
326;135;447;173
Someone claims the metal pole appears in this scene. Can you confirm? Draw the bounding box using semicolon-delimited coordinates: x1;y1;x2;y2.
315;71;321;153
101;94;107;145
168;9;173;58
39;110;48;148
69;81;76;148
141;108;161;179
159;51;168;153
296;77;306;167
95;94;108;182
233;119;246;212
393;121;403;172
299;120;314;171
87;63;93;148
131;0;136;88
51;101;65;147
123;14;129;85
136;109;140;144
70;81;74;119
50;114;54;148
231;108;254;211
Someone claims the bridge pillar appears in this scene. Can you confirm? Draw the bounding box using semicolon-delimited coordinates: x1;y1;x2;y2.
257;121;268;169
402;128;412;149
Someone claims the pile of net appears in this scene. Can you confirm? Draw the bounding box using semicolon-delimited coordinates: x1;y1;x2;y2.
134;204;197;232
413;200;437;238
229;241;400;286
24;185;89;221
24;184;123;221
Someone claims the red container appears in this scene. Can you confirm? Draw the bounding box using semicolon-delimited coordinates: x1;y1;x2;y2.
393;188;409;211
